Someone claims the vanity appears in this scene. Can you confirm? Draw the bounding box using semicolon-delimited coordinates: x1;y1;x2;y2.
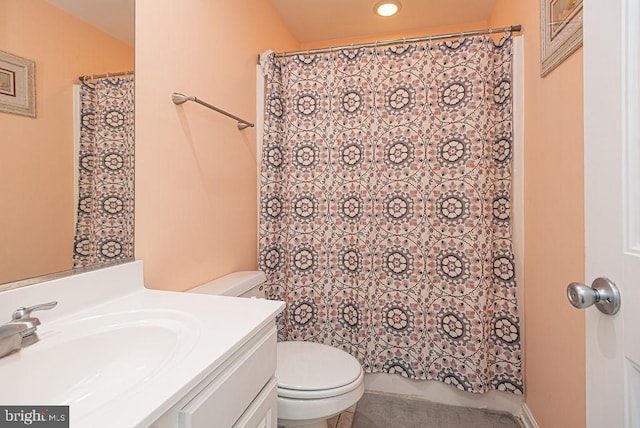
0;262;284;428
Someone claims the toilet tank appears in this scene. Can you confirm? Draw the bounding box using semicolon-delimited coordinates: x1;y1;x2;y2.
187;271;267;298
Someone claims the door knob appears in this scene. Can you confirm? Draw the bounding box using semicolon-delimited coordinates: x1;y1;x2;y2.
566;277;621;315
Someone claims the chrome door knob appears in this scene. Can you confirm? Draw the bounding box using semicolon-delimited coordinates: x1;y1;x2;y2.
567;282;598;307
567;277;621;315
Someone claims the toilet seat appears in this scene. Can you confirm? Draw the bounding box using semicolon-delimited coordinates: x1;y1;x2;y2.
278;369;364;399
276;341;363;399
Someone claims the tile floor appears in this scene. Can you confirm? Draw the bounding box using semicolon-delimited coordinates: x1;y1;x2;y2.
327;404;357;428
333;392;523;428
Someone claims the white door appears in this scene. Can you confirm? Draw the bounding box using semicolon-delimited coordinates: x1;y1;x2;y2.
583;0;640;426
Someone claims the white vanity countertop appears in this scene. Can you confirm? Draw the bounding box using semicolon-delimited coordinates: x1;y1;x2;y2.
0;261;284;427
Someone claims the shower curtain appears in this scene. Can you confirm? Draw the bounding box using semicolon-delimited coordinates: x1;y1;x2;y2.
259;36;522;394
73;76;134;268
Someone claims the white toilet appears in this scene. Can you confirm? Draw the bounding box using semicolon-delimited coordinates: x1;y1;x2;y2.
188;271;364;428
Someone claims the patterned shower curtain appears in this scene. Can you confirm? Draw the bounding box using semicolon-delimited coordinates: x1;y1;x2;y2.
73;77;134;268
259;36;522;394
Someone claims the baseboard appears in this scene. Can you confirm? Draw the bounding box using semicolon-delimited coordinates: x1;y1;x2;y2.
519;403;539;428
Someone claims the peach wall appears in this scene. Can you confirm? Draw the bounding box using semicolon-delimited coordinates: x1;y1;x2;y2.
490;2;586;427
0;0;134;284
135;0;298;291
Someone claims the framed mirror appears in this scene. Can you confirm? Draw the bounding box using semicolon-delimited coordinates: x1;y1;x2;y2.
0;0;135;290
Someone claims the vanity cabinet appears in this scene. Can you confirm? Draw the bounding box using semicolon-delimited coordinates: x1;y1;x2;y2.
151;324;278;428
0;262;284;427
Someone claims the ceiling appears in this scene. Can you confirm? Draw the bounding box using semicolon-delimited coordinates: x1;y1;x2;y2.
42;0;497;49
45;0;134;46
269;0;498;44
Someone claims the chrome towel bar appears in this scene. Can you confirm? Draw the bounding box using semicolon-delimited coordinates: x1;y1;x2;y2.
171;93;254;131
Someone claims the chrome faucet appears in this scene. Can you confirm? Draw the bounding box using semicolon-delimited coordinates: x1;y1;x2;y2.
0;324;26;358
0;301;57;358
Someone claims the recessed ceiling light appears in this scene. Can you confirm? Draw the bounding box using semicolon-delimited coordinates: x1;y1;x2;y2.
374;1;402;17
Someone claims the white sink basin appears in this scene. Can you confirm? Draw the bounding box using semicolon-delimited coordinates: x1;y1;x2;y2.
0;309;199;422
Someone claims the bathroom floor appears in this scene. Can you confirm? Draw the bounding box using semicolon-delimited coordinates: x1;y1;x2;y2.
337;392;523;428
327;404;357;428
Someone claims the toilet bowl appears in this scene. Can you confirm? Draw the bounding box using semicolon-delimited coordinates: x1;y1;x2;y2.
187;272;364;428
276;341;364;428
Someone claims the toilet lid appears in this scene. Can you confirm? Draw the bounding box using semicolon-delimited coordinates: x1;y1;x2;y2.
277;341;362;391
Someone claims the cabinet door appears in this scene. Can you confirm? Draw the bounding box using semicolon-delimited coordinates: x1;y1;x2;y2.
179;328;276;428
233;378;278;428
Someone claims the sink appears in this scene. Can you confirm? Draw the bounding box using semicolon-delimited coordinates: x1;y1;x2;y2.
0;309;199;422
0;261;285;428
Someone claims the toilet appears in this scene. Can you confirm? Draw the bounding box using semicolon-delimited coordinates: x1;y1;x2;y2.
188;271;364;428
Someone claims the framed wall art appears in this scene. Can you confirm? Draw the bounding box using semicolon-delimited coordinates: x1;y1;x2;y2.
0;50;36;117
540;0;583;77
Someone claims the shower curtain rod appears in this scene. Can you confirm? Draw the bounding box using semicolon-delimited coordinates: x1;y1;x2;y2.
78;70;134;82
273;25;521;58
